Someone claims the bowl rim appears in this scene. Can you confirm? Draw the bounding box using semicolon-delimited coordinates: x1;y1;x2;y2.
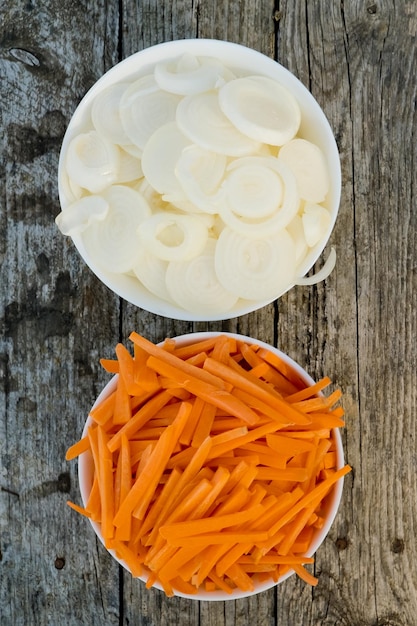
58;38;341;322
77;331;346;600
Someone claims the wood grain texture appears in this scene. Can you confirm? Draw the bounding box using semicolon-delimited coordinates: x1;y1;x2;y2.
1;0;417;624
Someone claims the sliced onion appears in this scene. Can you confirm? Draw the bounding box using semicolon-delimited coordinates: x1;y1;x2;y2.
121;143;143;159
141;122;191;196
132;248;170;302
155;53;234;95
65;130;120;193
219;157;299;237
91;82;131;146
166;238;238;314
120;74;181;150
286;214;308;266
301;202;332;247
215;227;296;301
60;170;82;204
82;185;151;273
137;178;170;211
175;145;227;213
278;138;329;203
176;91;262;156
295;247;336;285
218;76;301;146
55;195;109;236
137;211;209;261
223;162;283;219
114;148;143;183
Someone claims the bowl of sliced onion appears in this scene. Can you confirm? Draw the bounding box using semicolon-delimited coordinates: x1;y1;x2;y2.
67;331;350;600
56;39;341;321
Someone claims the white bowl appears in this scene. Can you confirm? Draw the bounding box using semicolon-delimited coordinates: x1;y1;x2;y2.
77;332;346;600
58;40;341;321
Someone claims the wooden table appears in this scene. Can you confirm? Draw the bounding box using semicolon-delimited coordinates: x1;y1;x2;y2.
1;1;417;624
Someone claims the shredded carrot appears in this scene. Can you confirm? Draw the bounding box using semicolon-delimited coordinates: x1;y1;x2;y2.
66;332;351;596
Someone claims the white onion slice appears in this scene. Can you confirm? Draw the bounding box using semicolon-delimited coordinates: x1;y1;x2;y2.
218;76;301;146
223;162;283;219
141;122;191;196
55;195;109;236
278;138;329;203
219;157;299;237
215;227;296;301
155;53;234;95
137;178;169;211
114;148;143;183
162;192;201;213
82;185;151;273
132;248;170;301
60;170;82;204
286;214;308;266
65;131;120;193
176;91;262;156
91;83;131;146
175;145;227;213
166;238;238;314
121;143;143;159
301;203;332;247
137;211;209;261
295;247;336;285
120;74;181;150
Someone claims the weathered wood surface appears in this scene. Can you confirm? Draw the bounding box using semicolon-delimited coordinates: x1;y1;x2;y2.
1;0;417;624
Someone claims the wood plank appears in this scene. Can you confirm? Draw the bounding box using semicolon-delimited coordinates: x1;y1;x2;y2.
0;1;122;624
276;1;417;625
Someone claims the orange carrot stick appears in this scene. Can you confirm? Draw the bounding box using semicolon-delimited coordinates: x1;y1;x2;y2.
65;436;90;461
114;402;191;525
146;355;259;426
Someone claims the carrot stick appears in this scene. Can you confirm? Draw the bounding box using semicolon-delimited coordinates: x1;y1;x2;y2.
89;390;116;426
192;466;231;518
266;433;315;455
179;396;204;446
204;357;311;426
256;348;306;388
100;358;119;373
206;570;234;594
160;504;265;541
267;465;351;537
208;421;285;460
107;390;173;452
169;336;219;360
97;426;114;540
114;402;191;524
65;436;90;461
66;500;91;518
146;355;259;425
285;377;332;403
292;563;319;586
113;372;132;426
191;402;217;448
115;342;144;396
167;531;269;548
129;332;231;390
225;563;255;592
114;434;133;541
85;473;101;521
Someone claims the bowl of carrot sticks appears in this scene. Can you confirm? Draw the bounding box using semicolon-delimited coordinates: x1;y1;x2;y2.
66;331;351;600
56;39;341;321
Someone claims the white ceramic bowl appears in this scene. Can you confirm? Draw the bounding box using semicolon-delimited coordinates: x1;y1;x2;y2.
77;332;346;600
58;39;341;321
